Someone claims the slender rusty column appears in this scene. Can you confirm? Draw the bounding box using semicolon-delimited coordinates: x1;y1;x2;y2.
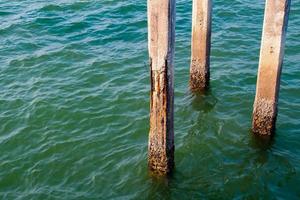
190;0;212;92
147;0;175;174
252;0;291;136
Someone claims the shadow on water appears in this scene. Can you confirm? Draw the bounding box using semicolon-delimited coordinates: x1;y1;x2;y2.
248;131;275;165
249;130;275;151
146;171;173;200
189;88;218;113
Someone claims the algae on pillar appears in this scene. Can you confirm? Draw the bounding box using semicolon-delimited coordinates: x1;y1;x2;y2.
252;0;291;135
147;0;175;174
190;0;212;92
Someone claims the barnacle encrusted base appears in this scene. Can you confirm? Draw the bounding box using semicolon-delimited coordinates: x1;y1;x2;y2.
252;98;277;136
190;59;209;92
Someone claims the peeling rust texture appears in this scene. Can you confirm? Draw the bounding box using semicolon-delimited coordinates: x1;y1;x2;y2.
190;58;210;92
148;0;175;175
148;59;174;175
252;98;277;136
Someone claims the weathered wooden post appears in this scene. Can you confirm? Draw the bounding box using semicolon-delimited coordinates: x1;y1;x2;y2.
147;0;175;174
252;0;291;135
190;0;212;92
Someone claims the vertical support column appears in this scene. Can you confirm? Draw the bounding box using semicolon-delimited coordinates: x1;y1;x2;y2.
252;0;291;136
148;0;175;174
190;0;212;92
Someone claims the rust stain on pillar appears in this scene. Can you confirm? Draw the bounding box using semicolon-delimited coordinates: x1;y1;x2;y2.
252;0;291;136
190;0;212;92
147;0;175;174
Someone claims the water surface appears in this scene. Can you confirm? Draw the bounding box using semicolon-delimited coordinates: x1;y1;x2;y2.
0;0;300;199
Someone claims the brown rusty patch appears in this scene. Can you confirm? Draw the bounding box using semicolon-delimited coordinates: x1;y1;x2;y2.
148;59;174;175
190;58;209;92
252;98;277;136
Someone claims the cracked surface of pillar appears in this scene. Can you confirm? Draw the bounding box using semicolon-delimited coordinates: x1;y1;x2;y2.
253;0;291;136
147;0;175;174
190;0;212;92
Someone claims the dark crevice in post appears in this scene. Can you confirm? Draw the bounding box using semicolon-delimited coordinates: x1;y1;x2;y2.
150;58;154;110
164;58;174;174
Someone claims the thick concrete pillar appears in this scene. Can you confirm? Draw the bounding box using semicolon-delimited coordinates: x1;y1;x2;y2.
252;0;291;135
190;0;212;92
147;0;175;174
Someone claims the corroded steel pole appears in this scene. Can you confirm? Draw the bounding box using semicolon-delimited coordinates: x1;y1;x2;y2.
190;0;212;92
252;0;291;135
147;0;175;174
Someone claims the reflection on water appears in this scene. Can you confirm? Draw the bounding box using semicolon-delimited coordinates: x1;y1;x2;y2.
190;89;218;113
250;131;275;151
147;174;173;200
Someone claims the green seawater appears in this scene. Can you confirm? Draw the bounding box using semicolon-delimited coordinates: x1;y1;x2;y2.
0;0;300;199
